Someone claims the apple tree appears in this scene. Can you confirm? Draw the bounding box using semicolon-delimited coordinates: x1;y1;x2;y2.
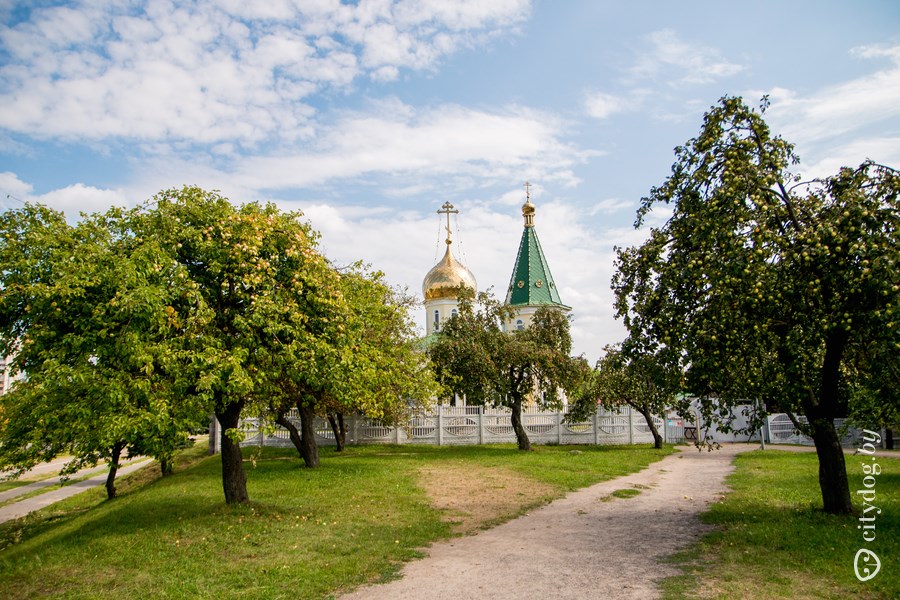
569;344;685;449
0;204;209;498
613;96;899;513
428;291;582;451
139;187;346;503
270;264;439;465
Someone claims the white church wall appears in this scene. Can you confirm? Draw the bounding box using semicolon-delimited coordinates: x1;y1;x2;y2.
424;297;461;336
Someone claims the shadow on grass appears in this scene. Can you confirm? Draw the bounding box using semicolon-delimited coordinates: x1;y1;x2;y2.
0;443;678;600
662;450;899;600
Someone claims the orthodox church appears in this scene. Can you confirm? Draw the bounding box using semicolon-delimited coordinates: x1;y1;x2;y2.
422;183;570;335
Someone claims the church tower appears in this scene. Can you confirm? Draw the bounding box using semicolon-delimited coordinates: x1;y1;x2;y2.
422;202;477;335
504;183;571;331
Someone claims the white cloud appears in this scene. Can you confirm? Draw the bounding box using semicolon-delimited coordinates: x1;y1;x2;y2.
0;0;530;146
584;91;629;119
230;100;590;190
118;99;590;204
768;44;900;144
763;44;900;177
37;183;129;217
0;172;127;216
852;43;900;62
799;137;900;180
628;29;744;86
0;171;32;201
588;197;634;216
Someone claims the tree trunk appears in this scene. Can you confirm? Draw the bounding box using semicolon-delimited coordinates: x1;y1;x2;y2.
275;410;306;460
215;400;250;504
296;402;320;468
634;404;664;449
105;440;124;500
809;415;852;514
510;396;531;451
803;329;852;514
159;454;174;477
328;412;346;452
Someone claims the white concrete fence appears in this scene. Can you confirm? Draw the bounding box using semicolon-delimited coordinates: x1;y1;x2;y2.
210;405;684;453
765;414;864;447
208;406;871;453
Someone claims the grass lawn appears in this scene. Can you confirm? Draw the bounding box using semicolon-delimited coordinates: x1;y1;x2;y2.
0;481;29;494
661;449;899;600
0;442;673;599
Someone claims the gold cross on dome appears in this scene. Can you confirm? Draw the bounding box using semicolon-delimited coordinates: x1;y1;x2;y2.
437;201;459;245
524;181;532;202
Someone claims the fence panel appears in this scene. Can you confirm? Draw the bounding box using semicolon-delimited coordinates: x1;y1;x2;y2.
217;407;872;453
765;414;866;448
225;404;692;450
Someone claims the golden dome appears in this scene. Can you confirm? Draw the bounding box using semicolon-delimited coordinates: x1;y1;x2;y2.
423;244;477;300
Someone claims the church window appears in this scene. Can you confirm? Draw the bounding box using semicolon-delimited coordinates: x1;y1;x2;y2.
516;319;524;330
433;310;440;331
451;309;457;318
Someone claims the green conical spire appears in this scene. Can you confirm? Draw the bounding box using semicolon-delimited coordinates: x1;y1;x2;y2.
505;188;570;309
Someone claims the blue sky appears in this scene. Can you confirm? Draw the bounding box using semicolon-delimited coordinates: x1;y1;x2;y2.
1;0;899;360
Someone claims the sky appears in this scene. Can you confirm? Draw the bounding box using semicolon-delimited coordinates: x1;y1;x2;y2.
1;0;899;362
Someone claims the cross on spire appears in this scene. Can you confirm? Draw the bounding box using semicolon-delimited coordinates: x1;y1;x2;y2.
522;181;536;227
437;201;459;246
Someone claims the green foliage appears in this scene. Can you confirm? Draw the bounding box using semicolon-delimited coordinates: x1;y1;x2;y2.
141;187;333;410
0;204;209;486
613;95;899;512
0;185;432;499
139;187;435;493
271;264;438;422
263;259;440;466
845;338;899;432
427;290;584;450
570;344;686;448
429;290;580;410
662;451;899;599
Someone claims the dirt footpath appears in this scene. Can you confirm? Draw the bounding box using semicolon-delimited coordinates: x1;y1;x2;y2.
340;444;755;600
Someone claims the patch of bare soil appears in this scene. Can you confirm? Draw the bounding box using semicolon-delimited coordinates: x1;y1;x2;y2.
418;465;558;535
341;444;757;600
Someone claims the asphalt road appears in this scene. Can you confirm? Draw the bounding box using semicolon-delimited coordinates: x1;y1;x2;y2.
0;458;153;524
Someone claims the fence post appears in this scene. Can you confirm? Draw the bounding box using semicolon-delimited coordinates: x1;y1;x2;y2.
594;409;600;445
557;411;563;445
209;414;219;455
663;414;667;444
628;407;634;445
437;406;443;446
478;406;484;445
394;421;401;444
351;413;359;446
